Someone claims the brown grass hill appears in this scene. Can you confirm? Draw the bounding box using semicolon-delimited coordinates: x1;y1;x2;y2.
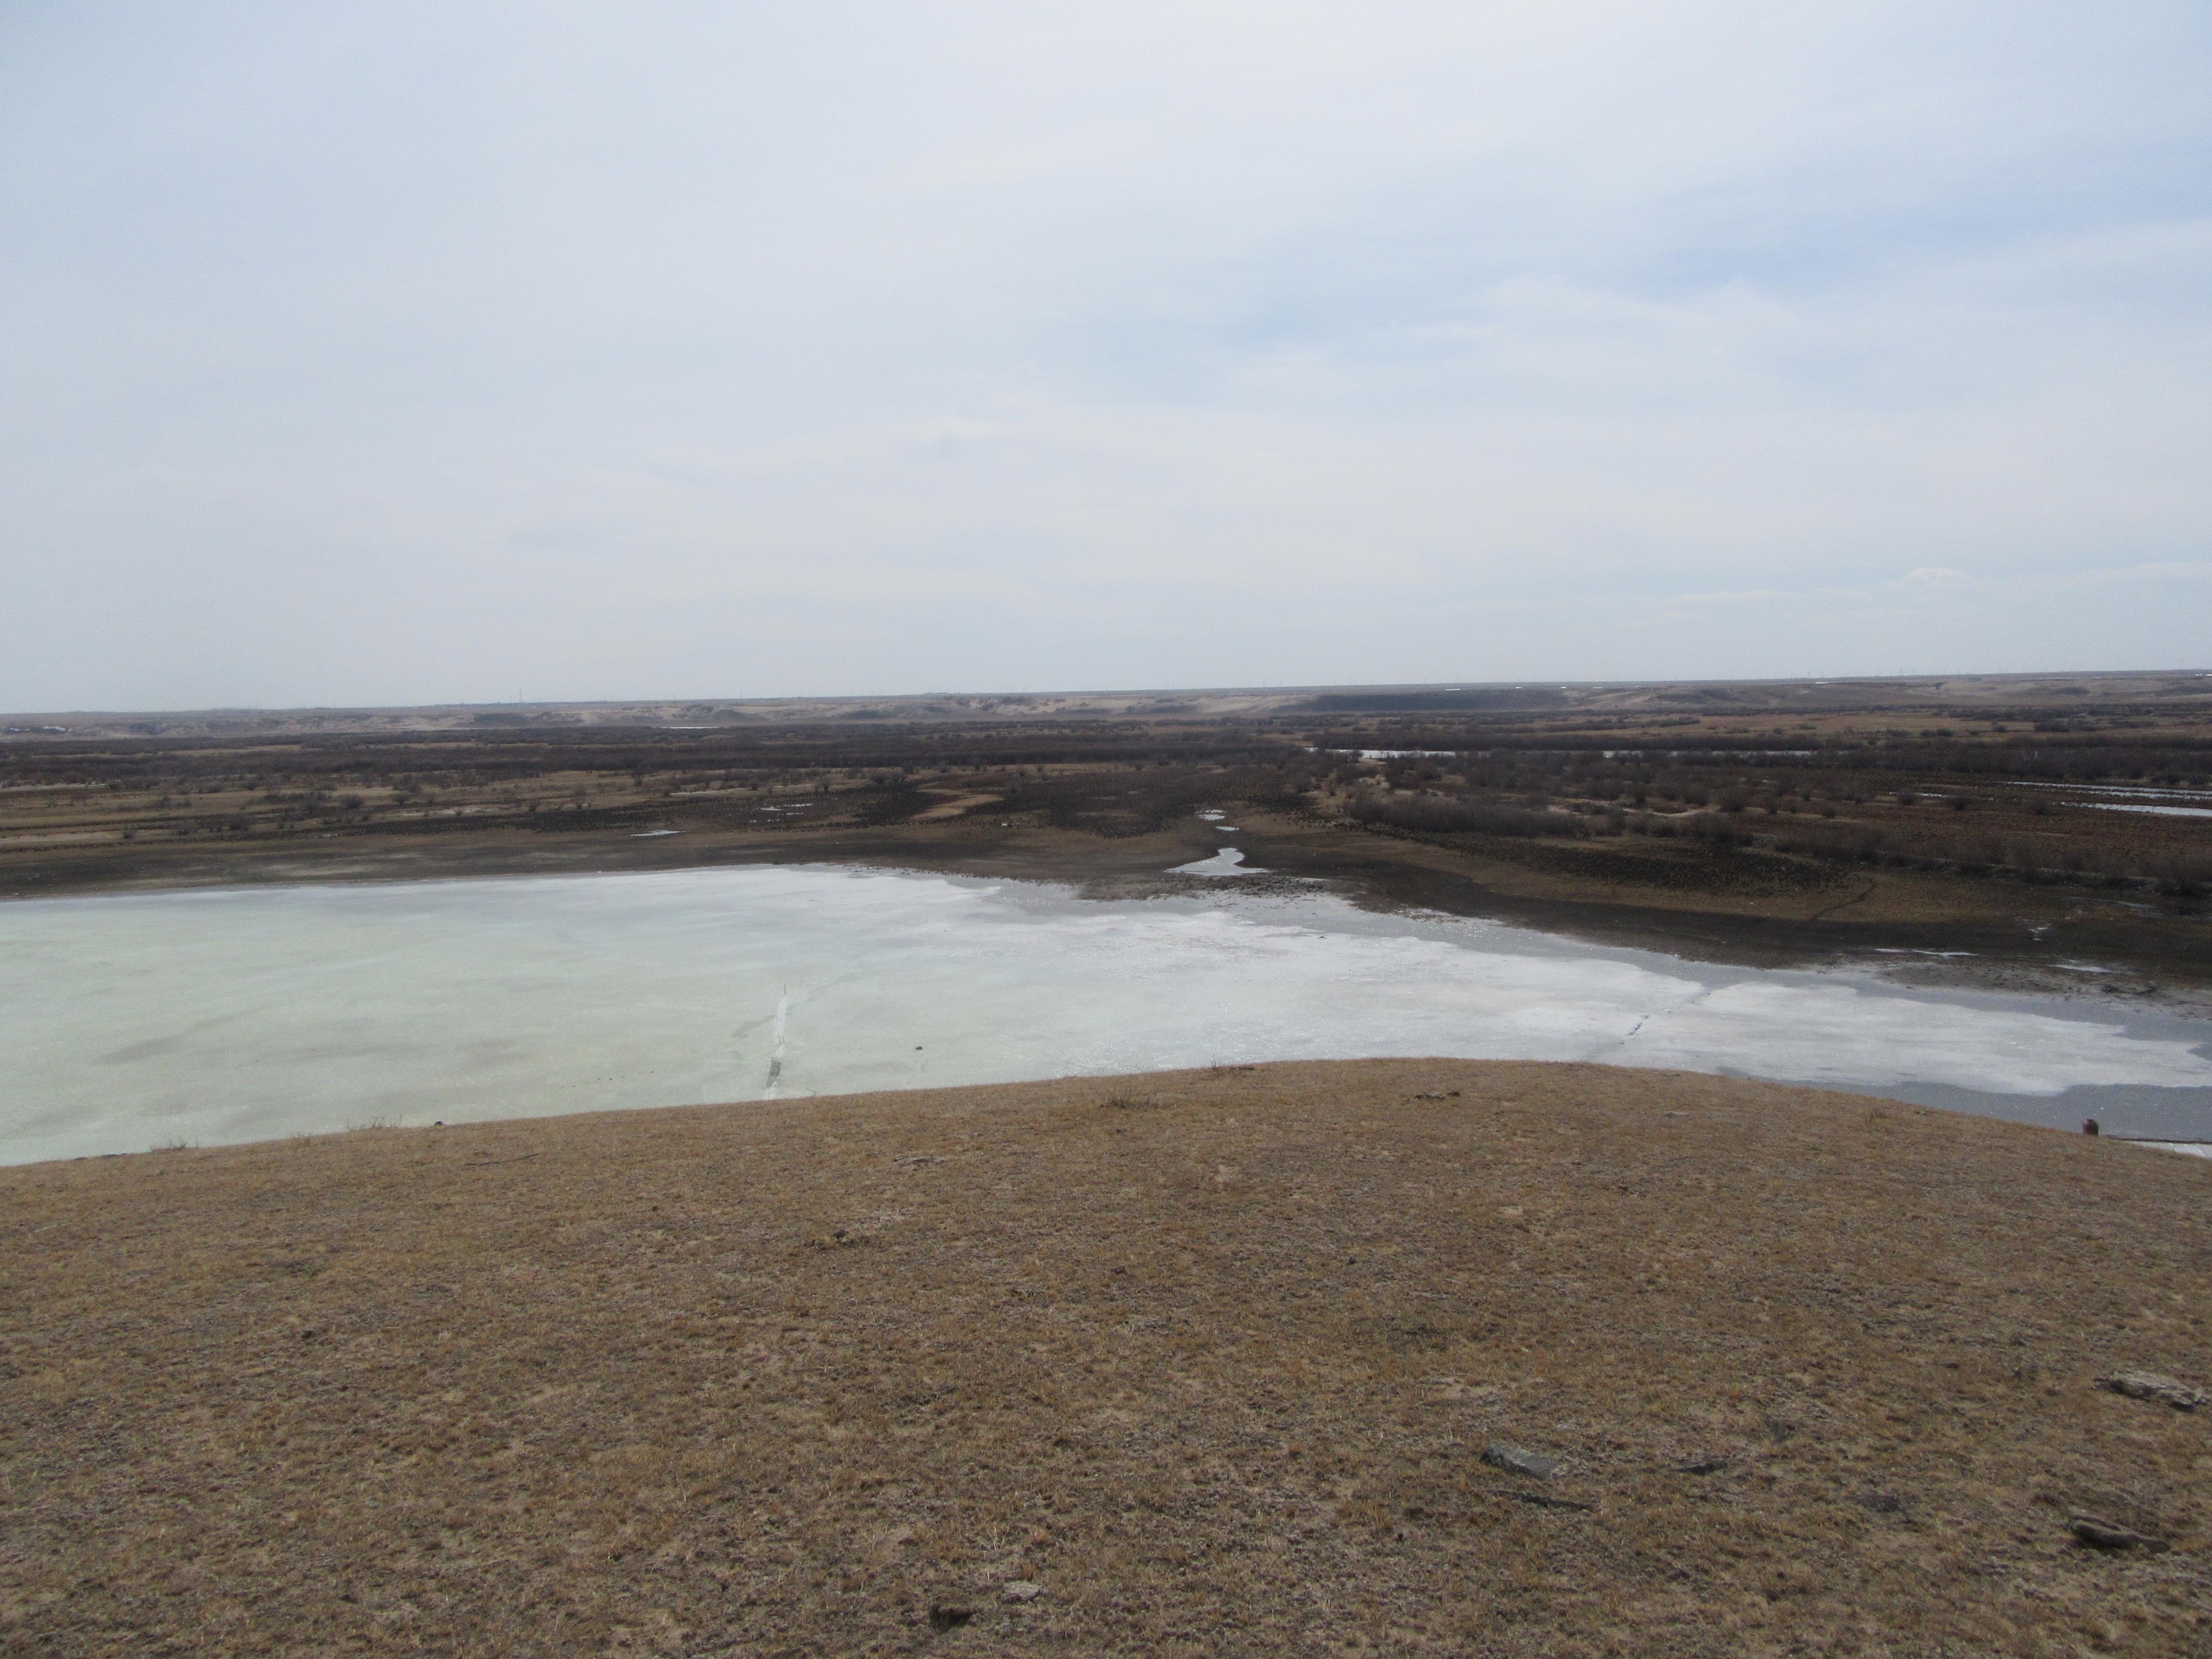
6;1058;2210;1656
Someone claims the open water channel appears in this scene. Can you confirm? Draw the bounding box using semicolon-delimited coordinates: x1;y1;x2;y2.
5;863;2211;1165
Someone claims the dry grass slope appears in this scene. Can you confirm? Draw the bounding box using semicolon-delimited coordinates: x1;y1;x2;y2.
3;1060;2209;1657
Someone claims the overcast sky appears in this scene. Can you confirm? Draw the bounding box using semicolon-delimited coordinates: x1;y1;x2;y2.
3;3;2208;711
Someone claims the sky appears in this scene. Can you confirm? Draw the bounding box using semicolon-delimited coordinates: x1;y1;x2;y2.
2;3;2208;711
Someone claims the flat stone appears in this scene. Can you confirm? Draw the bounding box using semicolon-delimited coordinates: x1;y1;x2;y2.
1481;1443;1559;1480
1002;1580;1043;1603
2069;1514;2170;1552
2098;1371;2207;1411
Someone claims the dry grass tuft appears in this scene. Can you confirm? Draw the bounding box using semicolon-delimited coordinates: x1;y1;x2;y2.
4;1059;2210;1656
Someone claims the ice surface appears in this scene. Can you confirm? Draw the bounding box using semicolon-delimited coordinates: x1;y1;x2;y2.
1170;848;1266;877
2016;782;2212;803
2081;804;2212;819
4;865;2211;1165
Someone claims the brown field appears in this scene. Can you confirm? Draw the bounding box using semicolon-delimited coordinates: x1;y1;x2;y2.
5;671;2210;998
6;1060;2210;1656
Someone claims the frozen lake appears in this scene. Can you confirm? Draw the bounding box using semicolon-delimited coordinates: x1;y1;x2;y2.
5;863;2211;1165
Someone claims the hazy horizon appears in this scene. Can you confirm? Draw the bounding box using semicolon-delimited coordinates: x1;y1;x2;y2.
5;4;2208;711
11;665;2212;724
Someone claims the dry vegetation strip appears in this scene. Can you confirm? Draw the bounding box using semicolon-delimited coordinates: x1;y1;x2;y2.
7;677;2210;990
6;1062;2210;1655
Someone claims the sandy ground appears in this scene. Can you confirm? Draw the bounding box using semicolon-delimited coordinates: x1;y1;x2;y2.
6;1059;2210;1656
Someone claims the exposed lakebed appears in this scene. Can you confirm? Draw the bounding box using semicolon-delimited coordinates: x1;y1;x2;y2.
4;863;2210;1164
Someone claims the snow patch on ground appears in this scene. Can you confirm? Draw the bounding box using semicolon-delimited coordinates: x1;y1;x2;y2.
1171;848;1267;877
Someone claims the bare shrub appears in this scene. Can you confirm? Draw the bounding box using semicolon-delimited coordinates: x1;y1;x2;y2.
1346;796;1583;838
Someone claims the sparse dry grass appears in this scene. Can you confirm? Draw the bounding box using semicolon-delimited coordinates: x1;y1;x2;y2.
5;1060;2210;1656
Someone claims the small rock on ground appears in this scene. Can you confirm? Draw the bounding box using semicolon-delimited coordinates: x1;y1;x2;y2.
2069;1515;2170;1552
1002;1580;1043;1603
1482;1443;1560;1479
2098;1371;2207;1410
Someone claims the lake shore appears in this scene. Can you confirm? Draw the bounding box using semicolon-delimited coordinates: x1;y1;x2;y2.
7;810;2208;1016
7;1057;2208;1655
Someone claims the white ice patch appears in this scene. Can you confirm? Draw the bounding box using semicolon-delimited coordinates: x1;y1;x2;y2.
4;865;2211;1164
1615;979;2197;1095
1171;848;1266;877
2016;782;2212;803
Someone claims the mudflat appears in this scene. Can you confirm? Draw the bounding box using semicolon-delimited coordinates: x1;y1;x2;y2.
5;1059;2208;1656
